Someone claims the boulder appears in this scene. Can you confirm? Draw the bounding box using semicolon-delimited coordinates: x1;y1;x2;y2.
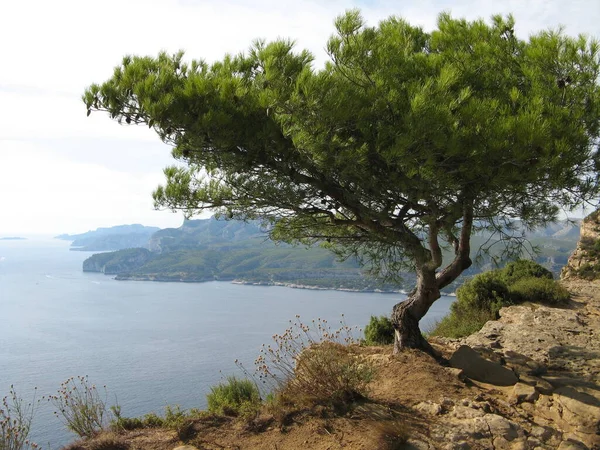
449;345;518;386
509;382;539;404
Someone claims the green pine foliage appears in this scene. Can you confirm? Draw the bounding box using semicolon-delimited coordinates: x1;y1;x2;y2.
85;10;600;348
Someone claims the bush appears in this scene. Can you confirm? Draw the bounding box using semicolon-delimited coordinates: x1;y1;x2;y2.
248;316;373;410
49;376;108;438
430;259;565;338
509;277;570;305
1;386;40;450
287;341;374;406
206;377;260;417
500;259;553;284
363;315;394;345
428;308;494;339
453;271;509;318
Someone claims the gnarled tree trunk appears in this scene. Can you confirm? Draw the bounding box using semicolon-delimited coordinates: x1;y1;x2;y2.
391;202;474;354
391;267;440;355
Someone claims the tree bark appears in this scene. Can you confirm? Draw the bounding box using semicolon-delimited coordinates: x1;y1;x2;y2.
391;267;440;355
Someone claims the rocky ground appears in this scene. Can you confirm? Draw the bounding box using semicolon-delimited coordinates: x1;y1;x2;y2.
422;278;600;449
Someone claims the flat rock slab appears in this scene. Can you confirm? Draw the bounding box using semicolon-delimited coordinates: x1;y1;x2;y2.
450;345;518;386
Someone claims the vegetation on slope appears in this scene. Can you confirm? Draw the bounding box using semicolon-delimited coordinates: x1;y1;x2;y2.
430;260;570;338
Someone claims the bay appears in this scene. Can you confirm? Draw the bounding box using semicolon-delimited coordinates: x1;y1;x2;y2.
0;237;453;448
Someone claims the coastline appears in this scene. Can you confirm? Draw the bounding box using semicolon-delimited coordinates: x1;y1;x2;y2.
110;275;457;295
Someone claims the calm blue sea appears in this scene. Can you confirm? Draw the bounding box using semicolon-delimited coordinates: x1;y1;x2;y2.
0;238;453;448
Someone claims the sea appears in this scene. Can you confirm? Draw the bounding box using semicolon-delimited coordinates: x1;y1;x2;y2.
0;237;454;448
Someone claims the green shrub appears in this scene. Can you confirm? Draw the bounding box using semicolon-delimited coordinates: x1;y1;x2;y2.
110;406;144;431
453;271;509;318
363;315;394;345
428;308;494;339
431;259;563;338
509;277;570;305
206;377;260;417
141;412;164;428
500;259;553;284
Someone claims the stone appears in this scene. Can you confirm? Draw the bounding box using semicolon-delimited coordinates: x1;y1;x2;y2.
518;374;554;395
415;401;442;415
173;447;200;450
449;345;518;386
484;414;520;441
557;438;590;450
503;350;547;376
530;425;554;441
451;405;488;420
510;382;540;404
553;387;600;435
445;366;467;381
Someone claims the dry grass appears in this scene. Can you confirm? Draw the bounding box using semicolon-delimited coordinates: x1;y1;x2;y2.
372;420;410;449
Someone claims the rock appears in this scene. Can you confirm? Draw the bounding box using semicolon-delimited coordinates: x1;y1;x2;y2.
561;209;600;280
503;350;547;376
445;366;467;381
557;438;590;450
518;374;555;395
415;401;442;415
451;405;486;419
444;443;471;450
553;387;600;435
449;345;518;386
510;382;539;404
530;425;554;441
173;447;200;450
485;414;520;441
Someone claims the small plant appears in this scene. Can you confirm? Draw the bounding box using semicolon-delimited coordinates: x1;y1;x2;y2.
428;308;494;339
0;386;40;450
49;376;108;438
373;420;410;449
245;315;373;409
206;377;260;417
109;406;143;432
363;315;394;345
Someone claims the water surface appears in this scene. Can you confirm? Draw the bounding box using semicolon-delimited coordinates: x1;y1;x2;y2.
0;238;453;448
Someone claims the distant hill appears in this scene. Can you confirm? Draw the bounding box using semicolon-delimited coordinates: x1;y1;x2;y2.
83;218;394;291
56;224;161;251
81;217;582;292
0;237;27;240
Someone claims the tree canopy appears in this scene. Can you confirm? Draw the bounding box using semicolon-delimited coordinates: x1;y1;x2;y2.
84;11;600;351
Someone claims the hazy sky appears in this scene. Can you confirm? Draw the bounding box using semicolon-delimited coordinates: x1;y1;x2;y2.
1;0;599;235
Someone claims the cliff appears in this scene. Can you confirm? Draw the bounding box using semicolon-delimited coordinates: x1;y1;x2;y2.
82;248;153;274
561;209;600;280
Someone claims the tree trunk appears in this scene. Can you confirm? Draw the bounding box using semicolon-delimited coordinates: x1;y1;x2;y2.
391;268;440;355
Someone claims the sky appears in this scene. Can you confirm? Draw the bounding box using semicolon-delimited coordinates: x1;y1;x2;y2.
0;0;599;235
